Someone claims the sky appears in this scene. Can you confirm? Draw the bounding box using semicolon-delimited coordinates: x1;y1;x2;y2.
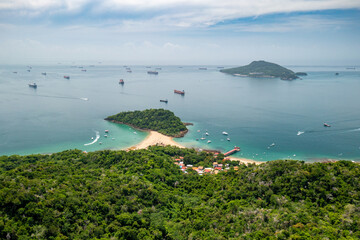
1;0;360;65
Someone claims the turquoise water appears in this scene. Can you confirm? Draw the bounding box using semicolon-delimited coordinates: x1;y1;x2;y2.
0;64;359;162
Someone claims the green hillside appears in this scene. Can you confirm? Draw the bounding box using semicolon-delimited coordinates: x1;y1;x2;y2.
105;109;187;137
220;60;299;80
0;147;359;239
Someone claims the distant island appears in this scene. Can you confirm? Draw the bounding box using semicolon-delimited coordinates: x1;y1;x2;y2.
220;60;306;80
105;109;188;137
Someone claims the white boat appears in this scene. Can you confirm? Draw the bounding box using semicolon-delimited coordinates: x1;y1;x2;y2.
270;143;275;147
105;130;109;133
222;131;228;135
104;135;108;137
28;83;37;88
207;140;211;143
205;132;209;136
227;138;230;141
200;137;206;140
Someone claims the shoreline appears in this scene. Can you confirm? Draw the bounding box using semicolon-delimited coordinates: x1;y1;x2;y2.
124;130;264;165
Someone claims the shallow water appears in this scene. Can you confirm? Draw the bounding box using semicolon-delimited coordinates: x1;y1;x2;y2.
0;64;359;161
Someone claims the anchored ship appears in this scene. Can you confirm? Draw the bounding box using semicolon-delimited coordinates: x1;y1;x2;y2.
174;90;185;95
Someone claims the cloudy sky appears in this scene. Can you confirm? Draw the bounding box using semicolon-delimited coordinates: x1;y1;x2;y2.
1;0;360;65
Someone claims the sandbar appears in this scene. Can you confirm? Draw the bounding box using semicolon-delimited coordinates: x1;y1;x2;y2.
126;130;185;150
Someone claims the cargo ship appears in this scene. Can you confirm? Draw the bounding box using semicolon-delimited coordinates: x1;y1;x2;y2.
147;71;158;75
174;90;185;95
160;99;168;103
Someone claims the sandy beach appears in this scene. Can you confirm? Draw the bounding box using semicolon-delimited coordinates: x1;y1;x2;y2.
126;130;185;150
126;130;263;165
228;157;263;165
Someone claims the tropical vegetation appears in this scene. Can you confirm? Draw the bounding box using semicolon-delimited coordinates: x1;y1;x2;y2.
105;109;187;137
0;146;359;239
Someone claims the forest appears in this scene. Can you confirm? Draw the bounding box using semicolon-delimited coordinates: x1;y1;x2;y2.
0;146;359;239
105;109;188;137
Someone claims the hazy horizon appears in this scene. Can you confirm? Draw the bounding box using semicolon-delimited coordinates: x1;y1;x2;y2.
1;0;360;65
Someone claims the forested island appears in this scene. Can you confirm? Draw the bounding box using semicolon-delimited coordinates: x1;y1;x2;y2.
220;60;305;80
105;109;188;137
0;146;359;239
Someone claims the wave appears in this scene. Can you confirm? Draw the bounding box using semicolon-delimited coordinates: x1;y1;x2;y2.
84;131;100;146
297;131;305;136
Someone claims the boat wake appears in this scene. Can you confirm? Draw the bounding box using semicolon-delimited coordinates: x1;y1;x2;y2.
80;97;88;101
346;128;360;133
84;131;100;146
297;131;305;136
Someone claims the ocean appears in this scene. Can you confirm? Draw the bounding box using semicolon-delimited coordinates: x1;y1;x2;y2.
0;64;359;162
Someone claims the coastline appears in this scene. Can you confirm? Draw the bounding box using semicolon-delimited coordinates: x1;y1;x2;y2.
125;130;264;165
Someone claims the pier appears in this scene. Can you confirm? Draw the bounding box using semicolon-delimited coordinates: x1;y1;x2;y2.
224;147;240;156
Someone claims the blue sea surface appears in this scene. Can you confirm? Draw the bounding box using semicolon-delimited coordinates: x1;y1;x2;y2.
0;64;359;162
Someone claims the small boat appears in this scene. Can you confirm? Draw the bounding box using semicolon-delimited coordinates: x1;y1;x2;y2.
205;132;209;136
335;72;339;75
200;137;206;140
324;123;331;127
127;70;132;73
104;135;108;137
270;143;275;147
99;142;102;145
64;76;70;79
105;130;109;133
119;79;124;84
28;83;37;88
91;137;94;140
81;69;87;72
207;140;211;143
222;131;228;135
13;72;17;74
199;67;207;70
160;99;168;103
174;90;185;95
196;138;199;141
41;72;46;75
155;67;162;70
147;71;158;75
227;138;231;141
27;70;31;72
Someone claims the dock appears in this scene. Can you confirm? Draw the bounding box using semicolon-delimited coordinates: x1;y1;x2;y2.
224;147;240;156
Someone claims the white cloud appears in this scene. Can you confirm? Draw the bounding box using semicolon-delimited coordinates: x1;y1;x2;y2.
1;0;359;28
